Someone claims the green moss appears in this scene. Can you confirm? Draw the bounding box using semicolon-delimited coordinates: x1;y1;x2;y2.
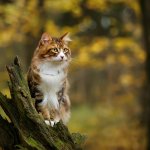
54;139;66;149
54;139;73;150
71;133;86;146
25;137;46;150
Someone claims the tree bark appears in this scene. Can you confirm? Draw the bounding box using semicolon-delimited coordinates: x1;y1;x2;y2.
0;57;85;150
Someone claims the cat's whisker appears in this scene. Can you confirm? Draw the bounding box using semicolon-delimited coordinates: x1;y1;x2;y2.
70;57;80;65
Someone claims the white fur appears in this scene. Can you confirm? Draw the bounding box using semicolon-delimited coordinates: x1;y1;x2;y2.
45;120;57;127
63;34;72;43
51;49;67;62
38;61;68;110
45;120;50;125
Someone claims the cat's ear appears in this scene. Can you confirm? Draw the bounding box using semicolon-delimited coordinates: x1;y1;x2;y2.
60;33;72;44
40;32;52;45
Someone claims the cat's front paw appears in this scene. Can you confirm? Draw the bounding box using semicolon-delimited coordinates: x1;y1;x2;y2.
50;121;55;127
45;120;51;126
44;120;55;127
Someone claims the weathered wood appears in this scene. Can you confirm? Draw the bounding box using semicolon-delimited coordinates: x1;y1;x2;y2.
0;57;85;150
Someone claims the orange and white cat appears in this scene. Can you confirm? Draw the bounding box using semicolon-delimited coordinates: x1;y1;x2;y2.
27;32;71;126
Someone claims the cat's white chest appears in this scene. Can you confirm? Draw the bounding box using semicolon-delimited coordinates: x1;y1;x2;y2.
38;62;66;110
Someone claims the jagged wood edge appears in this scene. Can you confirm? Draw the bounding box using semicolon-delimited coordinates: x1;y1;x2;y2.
0;56;85;150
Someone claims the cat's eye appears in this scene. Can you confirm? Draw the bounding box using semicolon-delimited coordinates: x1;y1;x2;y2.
51;48;58;53
63;48;69;53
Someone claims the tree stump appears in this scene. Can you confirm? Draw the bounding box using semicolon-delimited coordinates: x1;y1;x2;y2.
0;57;85;150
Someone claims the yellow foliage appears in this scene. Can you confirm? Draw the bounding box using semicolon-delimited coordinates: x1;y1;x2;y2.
0;106;10;122
86;0;107;11
45;21;60;35
91;59;105;69
77;49;90;66
124;23;135;33
118;55;131;66
132;46;146;63
106;54;116;64
1;88;10;98
125;0;141;16
113;38;135;52
119;74;135;87
45;0;81;13
91;38;109;53
77;17;93;33
136;50;146;63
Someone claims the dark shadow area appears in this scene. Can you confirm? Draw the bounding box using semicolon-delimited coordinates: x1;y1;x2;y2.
140;0;150;149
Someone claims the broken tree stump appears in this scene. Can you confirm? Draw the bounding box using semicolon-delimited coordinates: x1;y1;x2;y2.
0;57;85;150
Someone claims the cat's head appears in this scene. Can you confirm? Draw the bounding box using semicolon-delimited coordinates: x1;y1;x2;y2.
36;32;72;63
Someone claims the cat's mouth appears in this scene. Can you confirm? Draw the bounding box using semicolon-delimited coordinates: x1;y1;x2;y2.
43;57;69;64
52;59;68;63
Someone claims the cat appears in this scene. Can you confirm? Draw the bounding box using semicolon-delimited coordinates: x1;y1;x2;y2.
27;32;71;126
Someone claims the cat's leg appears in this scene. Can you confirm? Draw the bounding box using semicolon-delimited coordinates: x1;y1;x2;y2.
35;92;53;125
38;104;51;125
39;106;60;127
57;85;71;125
60;107;70;125
49;109;60;126
59;95;71;125
35;95;50;125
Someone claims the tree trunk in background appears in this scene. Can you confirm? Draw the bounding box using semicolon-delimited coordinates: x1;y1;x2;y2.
139;0;150;149
25;0;46;69
0;57;85;150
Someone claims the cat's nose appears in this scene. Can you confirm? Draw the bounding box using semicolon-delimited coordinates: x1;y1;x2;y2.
60;56;64;60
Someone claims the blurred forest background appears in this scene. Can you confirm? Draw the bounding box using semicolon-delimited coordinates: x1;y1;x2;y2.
0;0;150;150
